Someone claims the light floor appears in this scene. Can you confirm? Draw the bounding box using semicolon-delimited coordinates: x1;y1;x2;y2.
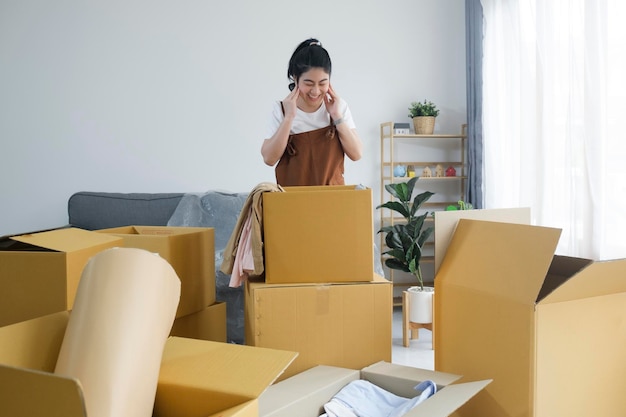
390;306;434;370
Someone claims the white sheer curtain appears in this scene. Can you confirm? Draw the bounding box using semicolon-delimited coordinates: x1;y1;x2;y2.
481;0;626;260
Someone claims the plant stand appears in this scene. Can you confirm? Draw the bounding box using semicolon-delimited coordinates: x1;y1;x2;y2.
402;290;434;349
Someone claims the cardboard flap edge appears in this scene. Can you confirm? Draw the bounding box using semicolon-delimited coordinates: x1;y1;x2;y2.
406;379;493;417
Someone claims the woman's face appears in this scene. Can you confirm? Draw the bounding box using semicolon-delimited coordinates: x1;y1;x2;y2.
296;67;330;110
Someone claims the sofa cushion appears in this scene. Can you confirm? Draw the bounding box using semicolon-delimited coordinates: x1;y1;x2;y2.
68;192;185;230
167;192;248;250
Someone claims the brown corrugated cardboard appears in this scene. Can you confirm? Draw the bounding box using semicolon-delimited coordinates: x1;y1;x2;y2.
263;185;374;283
170;301;227;342
433;207;531;272
259;362;491;417
155;337;297;417
0;312;297;417
0;311;85;417
435;219;626;416
245;274;392;381
97;226;215;317
0;228;123;327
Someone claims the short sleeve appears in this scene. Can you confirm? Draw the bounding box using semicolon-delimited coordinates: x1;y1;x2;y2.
265;101;284;139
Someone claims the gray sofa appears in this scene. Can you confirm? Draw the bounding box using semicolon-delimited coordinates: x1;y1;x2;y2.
67;191;249;344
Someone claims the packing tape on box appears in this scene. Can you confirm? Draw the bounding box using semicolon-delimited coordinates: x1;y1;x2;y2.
54;247;181;417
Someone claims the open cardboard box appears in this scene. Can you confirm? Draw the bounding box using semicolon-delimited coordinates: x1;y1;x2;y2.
263;185;374;284
259;362;491;416
245;273;392;381
0;227;123;327
435;219;626;416
97;226;215;318
0;311;297;417
170;300;227;343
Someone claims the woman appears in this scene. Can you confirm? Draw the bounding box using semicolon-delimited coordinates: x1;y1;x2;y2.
261;38;363;186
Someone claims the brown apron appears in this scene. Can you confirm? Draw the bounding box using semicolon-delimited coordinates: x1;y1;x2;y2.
275;103;345;186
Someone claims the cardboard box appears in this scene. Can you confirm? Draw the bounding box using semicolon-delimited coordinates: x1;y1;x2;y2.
170;301;227;343
156;337;297;417
245;274;392;381
435;219;626;416
0;311;84;417
259;362;492;417
0;311;297;417
263;185;374;284
97;226;215;317
0;227;123;327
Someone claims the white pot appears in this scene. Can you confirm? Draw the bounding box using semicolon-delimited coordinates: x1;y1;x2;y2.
408;286;434;324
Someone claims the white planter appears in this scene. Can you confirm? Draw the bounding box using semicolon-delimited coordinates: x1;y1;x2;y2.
408;286;434;324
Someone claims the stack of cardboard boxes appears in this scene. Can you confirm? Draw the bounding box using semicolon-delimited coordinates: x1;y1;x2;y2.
0;224;298;417
0;225;226;341
0;189;499;416
246;185;393;381
95;225;226;342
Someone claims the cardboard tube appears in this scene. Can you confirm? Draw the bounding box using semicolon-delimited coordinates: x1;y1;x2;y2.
55;247;181;417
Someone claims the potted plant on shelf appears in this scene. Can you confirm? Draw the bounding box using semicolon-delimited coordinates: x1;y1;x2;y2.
377;176;435;324
408;100;440;135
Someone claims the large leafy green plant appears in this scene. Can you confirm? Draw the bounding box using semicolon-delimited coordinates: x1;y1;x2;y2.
377;177;434;291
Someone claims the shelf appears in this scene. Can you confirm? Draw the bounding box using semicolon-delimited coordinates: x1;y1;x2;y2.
385;176;467;181
386;133;466;139
380;121;468;296
383;161;464;167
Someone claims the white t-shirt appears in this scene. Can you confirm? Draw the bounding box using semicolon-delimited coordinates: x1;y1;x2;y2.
265;98;356;138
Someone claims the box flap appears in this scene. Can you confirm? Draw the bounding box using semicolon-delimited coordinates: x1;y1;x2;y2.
97;226;138;234
259;365;359;417
282;185;361;192
403;380;492;417
434;208;531;273
11;228;122;252
437;220;561;305
206;399;258;417
361;362;462;397
0;365;87;417
155;337;298;417
540;257;626;304
99;225;208;237
0;311;69;371
249;272;390;290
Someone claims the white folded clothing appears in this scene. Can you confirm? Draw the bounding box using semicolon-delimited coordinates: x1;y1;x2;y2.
321;378;437;417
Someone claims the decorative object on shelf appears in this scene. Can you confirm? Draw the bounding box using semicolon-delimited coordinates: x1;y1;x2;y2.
445;166;456;177
422;166;432;177
376;176;434;292
408;100;440;135
393;165;407;177
393;122;410;135
435;164;444;177
446;200;474;211
406;165;416;178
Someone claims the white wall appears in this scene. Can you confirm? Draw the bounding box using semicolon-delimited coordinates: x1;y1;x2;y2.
0;0;466;236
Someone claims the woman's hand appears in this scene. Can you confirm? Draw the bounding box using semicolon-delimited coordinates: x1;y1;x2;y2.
324;84;343;120
261;86;298;166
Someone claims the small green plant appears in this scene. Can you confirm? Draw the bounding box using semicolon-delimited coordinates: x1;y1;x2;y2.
445;200;474;211
377;177;434;291
408;100;440;118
